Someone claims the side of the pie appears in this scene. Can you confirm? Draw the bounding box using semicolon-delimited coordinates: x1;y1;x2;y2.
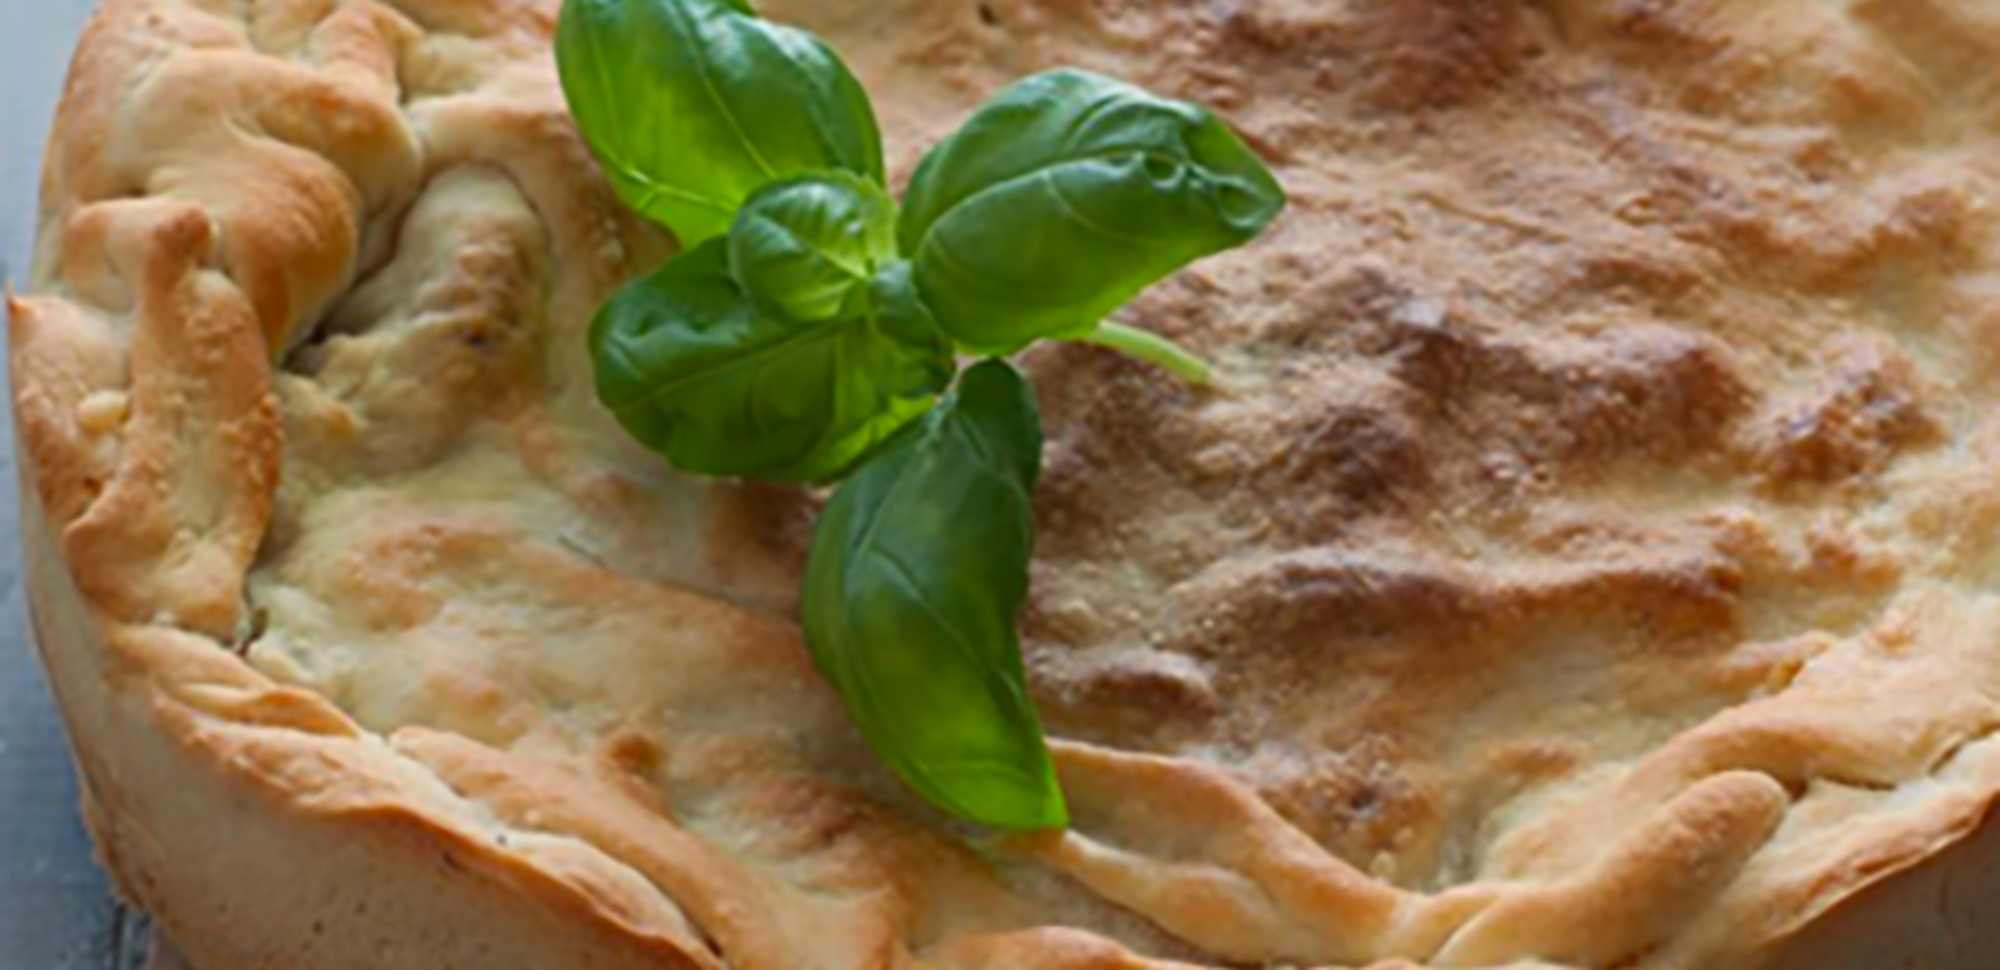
15;1;2000;967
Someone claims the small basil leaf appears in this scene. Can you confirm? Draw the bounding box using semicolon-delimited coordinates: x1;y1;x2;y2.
801;359;1067;830
899;69;1286;354
729;171;897;322
557;0;885;245
591;240;953;482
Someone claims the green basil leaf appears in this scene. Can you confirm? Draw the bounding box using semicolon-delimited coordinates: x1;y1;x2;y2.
590;240;953;482
801;359;1067;830
729;171;897;322
899;69;1285;354
557;0;885;245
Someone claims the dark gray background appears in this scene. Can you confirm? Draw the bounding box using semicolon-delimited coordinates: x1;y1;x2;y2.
2;3;164;967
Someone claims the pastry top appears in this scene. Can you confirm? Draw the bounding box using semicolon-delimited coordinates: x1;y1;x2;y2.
14;0;2000;967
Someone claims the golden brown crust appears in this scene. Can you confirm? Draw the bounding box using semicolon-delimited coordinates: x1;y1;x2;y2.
21;473;715;970
59;199;280;639
18;0;2000;968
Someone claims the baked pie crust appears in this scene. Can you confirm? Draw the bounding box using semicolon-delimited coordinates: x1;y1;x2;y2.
16;0;2000;967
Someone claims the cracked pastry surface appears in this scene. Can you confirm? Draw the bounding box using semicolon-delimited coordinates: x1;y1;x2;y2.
14;0;2000;967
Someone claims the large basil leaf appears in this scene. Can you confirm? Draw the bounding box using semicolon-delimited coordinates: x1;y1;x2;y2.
801;360;1067;830
899;69;1286;354
591;240;953;482
557;0;885;245
729;171;897;322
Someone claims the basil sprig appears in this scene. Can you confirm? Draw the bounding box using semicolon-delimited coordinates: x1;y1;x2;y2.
559;0;1285;830
589;236;953;483
556;0;883;245
802;360;1062;828
730;171;898;322
901;69;1286;355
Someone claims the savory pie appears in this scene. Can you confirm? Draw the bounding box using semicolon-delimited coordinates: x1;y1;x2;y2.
15;0;2000;967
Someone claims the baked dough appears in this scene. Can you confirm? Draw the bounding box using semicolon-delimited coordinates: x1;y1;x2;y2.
15;0;2000;967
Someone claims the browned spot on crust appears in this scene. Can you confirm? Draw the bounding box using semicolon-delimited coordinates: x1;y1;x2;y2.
1748;338;1942;490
